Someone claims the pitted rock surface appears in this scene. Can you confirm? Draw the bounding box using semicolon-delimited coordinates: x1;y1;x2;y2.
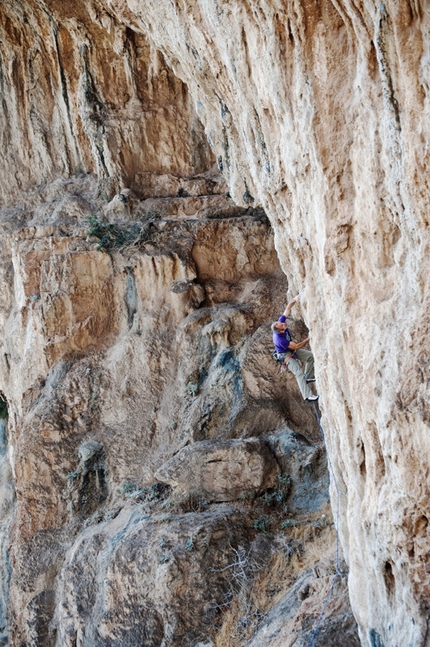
2;0;426;646
155;438;280;502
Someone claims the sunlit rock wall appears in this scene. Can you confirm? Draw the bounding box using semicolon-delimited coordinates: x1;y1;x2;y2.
1;0;429;645
54;1;429;645
1;188;346;646
0;0;213;206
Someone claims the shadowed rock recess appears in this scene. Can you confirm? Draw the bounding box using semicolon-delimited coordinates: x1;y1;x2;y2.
0;1;428;647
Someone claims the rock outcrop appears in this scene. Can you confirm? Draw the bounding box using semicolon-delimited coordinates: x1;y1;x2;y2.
155;437;280;502
52;507;251;647
1;0;429;646
93;3;428;645
0;164;355;645
245;556;361;647
0;0;213;206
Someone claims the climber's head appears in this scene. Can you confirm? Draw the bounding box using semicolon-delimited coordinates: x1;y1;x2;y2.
271;321;287;333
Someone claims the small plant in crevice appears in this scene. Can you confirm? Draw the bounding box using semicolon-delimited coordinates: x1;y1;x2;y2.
185;537;195;552
121;481;135;495
103;507;121;521
119;481;211;519
237;491;255;506
0;398;8;420
184;381;198;397
181;492;208;513
260;473;292;509
157;514;172;524
83;509;104;528
253;516;270;535
86;210;160;252
281;518;298;529
121;481;171;511
160;491;208;515
310;517;328;530
79;506;122;528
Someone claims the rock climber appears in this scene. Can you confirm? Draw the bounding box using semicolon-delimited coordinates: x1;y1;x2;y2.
271;295;319;402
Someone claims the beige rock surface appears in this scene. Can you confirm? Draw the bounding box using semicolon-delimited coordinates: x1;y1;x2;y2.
155;437;280;502
0;419;14;647
0;0;213;206
2;0;428;645
0;175;346;645
51;506;251;647
245;554;360;647
70;2;428;645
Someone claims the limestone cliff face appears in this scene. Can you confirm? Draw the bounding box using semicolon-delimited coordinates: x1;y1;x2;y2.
0;0;212;206
85;3;428;645
0;180;354;646
0;1;429;647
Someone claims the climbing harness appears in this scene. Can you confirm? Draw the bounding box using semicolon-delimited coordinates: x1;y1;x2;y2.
272;350;297;369
306;402;347;647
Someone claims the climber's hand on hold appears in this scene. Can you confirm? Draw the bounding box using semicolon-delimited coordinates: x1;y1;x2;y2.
284;294;301;317
288;337;310;351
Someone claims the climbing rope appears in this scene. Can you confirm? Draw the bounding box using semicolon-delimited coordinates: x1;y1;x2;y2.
305;401;347;647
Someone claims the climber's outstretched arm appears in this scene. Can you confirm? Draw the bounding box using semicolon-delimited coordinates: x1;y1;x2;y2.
282;294;300;319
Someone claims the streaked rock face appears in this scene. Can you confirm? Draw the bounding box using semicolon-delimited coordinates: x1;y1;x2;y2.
1;0;428;646
245;556;361;647
2;172;351;644
0;0;213;206
51;507;251;647
90;3;428;645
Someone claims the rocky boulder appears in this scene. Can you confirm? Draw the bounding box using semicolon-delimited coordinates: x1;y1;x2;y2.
52;506;251;647
155;438;280;503
266;429;330;514
245;555;360;647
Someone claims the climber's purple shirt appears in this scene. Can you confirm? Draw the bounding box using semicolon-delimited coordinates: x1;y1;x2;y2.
273;315;292;353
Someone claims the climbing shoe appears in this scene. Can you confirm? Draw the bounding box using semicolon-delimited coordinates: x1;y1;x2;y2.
306;378;316;383
305;394;319;402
